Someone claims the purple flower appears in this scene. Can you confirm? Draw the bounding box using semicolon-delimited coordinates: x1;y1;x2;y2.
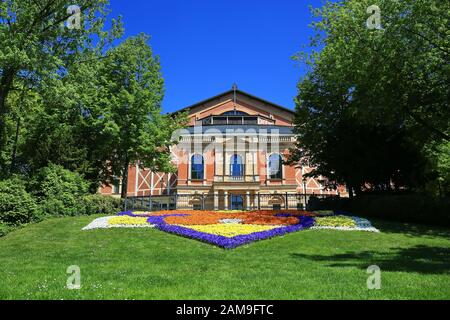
118;211;135;217
274;213;293;218
146;213;315;249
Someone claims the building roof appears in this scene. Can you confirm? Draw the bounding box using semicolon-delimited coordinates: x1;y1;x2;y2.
185;125;294;135
173;87;295;115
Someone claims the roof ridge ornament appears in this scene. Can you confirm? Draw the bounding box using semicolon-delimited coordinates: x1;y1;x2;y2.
232;83;238;114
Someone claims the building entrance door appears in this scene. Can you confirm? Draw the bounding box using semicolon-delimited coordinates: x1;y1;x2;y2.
230;195;244;210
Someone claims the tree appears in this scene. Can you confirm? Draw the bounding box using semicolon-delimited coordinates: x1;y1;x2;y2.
288;0;449;195
96;34;187;199
1;2;186;194
288;73;428;196
19;49;107;188
297;0;449;140
0;0;122;172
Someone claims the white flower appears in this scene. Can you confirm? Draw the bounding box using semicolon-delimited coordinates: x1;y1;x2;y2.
82;216;155;230
219;218;243;224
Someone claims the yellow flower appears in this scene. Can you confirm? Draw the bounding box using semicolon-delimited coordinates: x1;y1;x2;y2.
182;224;277;238
314;216;356;227
109;216;149;226
132;211;150;215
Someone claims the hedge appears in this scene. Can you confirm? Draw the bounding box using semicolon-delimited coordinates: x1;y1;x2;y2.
83;194;123;215
0;165;125;235
31;164;90;217
348;195;450;227
0;178;41;226
309;194;450;227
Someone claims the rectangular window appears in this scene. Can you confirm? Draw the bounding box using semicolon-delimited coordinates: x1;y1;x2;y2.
193;204;202;210
191;169;203;180
269;154;283;180
191;155;204;180
113;179;120;194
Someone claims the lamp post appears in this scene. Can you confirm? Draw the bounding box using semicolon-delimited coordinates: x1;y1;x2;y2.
303;177;307;210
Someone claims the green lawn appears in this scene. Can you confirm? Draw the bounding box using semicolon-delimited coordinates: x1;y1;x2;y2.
0;215;449;300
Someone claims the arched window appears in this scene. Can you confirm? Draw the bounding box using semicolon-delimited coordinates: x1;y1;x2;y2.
230;154;244;177
268;153;283;179
221;111;249;116
191;154;204;180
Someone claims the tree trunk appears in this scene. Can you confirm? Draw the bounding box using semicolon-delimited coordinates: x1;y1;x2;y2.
348;186;354;199
0;68;16;148
9;115;21;174
354;185;363;197
121;155;129;200
0;69;15;112
346;180;354;199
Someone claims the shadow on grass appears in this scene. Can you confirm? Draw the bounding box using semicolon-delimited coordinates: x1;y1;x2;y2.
371;219;450;239
291;245;450;275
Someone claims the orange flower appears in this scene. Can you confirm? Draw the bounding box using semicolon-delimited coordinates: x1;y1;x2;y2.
144;210;313;226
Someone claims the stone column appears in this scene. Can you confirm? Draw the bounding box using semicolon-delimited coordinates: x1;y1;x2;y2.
224;191;228;210
246;191;251;210
214;192;219;210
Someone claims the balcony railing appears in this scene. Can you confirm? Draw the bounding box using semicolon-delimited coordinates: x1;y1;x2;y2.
201;116;259;126
214;175;260;183
123;193;341;211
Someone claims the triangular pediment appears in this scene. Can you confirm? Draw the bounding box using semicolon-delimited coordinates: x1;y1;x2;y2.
176;88;294;127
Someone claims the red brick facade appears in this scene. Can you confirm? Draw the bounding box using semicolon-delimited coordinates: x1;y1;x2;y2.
100;88;347;207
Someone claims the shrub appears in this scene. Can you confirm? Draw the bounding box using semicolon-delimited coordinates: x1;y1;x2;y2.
30;164;90;216
83;194;123;215
307;195;348;211
0;222;15;237
30;164;89;198
0;178;41;225
349;195;450;227
307;193;450;227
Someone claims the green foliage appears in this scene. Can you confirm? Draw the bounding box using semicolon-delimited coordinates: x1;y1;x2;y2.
298;0;449;138
31;164;89;198
0;0;124;187
25;165;121;217
307;194;450;227
0;178;40;225
1;2;187;195
0;167;122;230
427;141;450;197
95;34;187;197
0;0;123;155
349;195;450;227
82;194;123;215
436;142;450;196
30;164;89;217
289;0;449;195
0;222;14;237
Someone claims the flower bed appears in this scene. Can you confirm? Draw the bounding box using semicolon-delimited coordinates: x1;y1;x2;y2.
82;216;155;230
82;209;379;247
181;224;278;237
109;216;149;226
314;215;356;228
145;213;315;249
311;215;379;232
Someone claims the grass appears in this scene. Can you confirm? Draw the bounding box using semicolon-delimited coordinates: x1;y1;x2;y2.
0;215;449;300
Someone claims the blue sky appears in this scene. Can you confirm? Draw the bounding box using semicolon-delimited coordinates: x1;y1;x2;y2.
108;0;324;113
